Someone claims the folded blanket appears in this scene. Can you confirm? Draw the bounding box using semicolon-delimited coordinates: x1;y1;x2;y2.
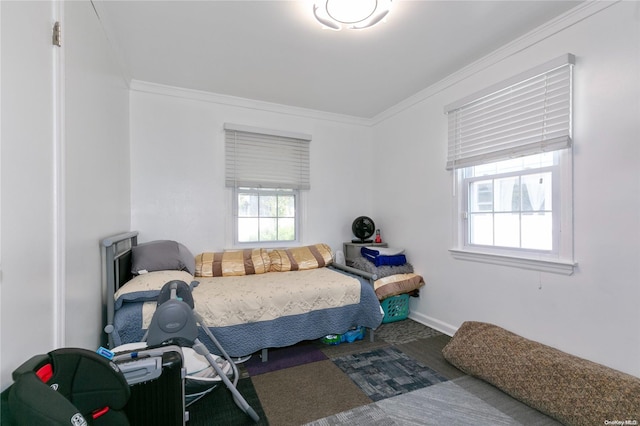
362;246;405;256
362;251;407;267
350;257;414;279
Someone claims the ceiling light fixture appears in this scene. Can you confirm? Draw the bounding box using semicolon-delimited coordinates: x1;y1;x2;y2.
313;0;393;31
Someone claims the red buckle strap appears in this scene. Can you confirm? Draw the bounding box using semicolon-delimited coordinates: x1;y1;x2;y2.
92;406;110;419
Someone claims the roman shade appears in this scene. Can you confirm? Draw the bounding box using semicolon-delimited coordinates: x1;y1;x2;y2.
445;54;574;170
224;123;311;190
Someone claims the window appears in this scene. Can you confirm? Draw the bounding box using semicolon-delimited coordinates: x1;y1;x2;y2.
224;123;311;245
464;152;557;252
235;187;297;243
445;54;576;274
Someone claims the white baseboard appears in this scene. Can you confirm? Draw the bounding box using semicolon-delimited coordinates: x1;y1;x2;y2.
408;312;458;337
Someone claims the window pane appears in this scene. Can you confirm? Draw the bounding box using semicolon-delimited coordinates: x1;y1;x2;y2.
236;188;298;244
469;213;493;245
470;180;493;212
494;213;520;248
521;172;551;212
494;176;519;212
259;195;277;217
238;193;258;217
278;218;295;241
259;218;277;241
278;195;295;217
521;212;552;250
238;218;258;242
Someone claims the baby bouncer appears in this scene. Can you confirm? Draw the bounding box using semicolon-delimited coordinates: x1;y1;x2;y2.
120;279;259;423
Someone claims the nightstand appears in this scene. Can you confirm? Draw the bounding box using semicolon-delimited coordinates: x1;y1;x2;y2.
343;242;388;266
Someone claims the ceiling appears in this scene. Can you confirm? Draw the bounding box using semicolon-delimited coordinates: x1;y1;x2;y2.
97;0;583;119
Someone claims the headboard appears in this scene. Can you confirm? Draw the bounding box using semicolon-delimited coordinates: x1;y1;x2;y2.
101;231;138;347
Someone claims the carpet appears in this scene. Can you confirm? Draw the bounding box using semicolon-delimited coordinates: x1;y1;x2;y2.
183;319;560;426
331;346;448;401
2;319;560;425
395;334;467;380
244;342;327;376
251;359;372;426
188;378;268;426
374;319;442;344
374;380;519;425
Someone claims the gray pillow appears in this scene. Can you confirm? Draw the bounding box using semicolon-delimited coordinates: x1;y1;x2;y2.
131;240;195;275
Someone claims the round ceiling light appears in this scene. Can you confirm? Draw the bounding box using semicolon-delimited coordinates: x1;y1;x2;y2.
313;0;393;31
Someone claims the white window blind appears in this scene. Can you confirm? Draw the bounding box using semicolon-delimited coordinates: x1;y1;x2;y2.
445;54;574;170
224;123;312;190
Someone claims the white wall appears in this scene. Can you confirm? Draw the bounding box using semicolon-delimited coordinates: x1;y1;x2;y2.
1;0;57;389
0;0;130;390
130;87;374;255
372;1;640;377
63;1;130;349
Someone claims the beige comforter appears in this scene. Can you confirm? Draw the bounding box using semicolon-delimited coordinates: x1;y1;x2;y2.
135;267;361;328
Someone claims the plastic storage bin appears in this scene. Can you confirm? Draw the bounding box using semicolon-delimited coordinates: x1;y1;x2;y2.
381;294;410;323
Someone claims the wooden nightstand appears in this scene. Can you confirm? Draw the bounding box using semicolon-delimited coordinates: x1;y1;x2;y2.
343;242;388;266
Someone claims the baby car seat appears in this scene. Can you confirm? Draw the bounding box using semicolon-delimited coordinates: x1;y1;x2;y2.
8;347;130;426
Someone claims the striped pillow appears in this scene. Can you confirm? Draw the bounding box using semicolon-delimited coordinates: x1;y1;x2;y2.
269;244;333;272
195;249;270;277
374;273;425;301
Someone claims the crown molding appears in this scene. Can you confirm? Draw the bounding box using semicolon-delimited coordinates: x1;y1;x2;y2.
129;80;372;127
371;0;620;125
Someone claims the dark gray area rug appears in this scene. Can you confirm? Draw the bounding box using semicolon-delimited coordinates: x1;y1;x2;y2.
375;319;442;344
332;346;448;401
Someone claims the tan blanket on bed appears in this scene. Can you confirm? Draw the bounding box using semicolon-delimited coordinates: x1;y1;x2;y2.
139;267;361;328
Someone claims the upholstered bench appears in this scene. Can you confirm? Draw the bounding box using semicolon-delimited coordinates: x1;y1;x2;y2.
442;321;640;426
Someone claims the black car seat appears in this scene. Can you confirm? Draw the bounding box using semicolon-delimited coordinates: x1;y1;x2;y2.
8;347;130;425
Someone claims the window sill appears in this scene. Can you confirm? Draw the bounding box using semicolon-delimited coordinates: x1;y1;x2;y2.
449;249;576;275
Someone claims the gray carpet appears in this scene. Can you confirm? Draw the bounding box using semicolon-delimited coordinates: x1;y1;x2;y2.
374;319;442;344
306;376;562;426
304;319;561;426
189;318;561;425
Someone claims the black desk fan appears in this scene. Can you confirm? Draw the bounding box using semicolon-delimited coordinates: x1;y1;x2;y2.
352;216;375;243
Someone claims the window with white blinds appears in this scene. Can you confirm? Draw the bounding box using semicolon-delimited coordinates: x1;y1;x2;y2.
224;123;311;190
446;54;576;274
445;54;574;170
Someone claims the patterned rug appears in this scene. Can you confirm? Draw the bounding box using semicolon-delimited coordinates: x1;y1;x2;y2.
375;319;442;344
332;346;448;401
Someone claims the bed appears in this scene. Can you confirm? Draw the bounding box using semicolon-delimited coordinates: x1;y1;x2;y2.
100;231;384;360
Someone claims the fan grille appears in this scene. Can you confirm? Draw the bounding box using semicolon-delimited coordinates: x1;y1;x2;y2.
352;216;375;243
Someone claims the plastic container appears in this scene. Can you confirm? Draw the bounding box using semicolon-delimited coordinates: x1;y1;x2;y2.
342;326;365;343
381;294;410;323
321;326;366;345
321;334;342;345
